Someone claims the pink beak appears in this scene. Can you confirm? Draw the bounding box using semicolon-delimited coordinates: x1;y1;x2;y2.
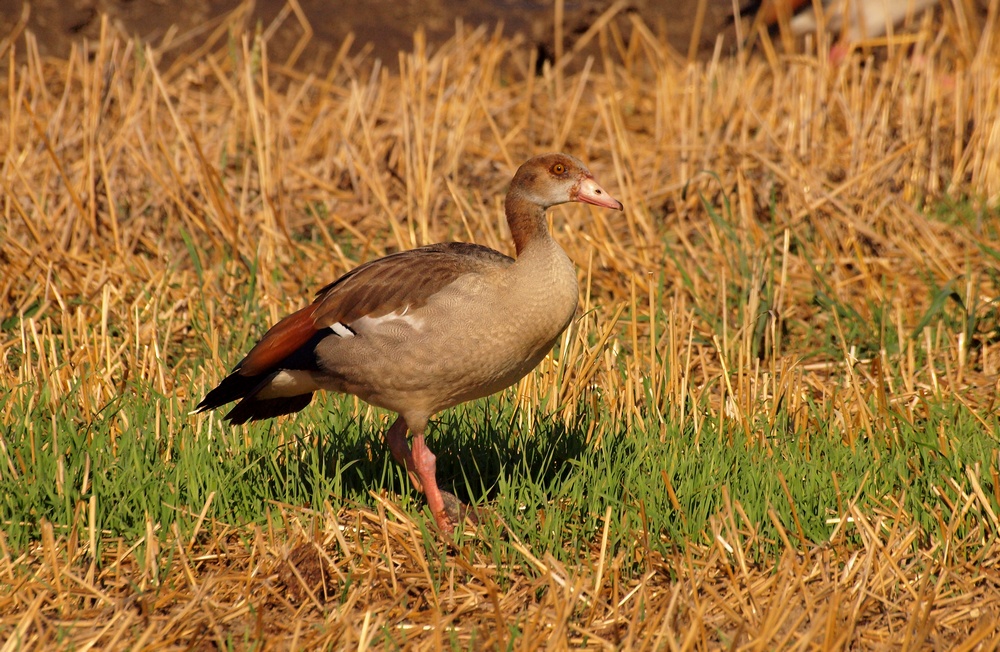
576;177;624;211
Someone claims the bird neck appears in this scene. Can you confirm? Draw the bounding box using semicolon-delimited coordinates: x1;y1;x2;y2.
505;193;552;257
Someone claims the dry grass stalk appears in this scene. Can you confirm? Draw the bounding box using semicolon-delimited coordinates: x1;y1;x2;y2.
2;500;999;648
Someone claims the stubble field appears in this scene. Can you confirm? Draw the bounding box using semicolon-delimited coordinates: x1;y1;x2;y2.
2;2;1000;648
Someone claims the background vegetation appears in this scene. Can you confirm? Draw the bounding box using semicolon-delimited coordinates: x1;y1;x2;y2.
2;2;999;648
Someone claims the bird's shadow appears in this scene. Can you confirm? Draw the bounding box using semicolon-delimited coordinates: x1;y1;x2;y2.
297;403;592;513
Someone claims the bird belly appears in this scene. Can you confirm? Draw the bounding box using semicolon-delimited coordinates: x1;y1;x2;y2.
311;272;577;418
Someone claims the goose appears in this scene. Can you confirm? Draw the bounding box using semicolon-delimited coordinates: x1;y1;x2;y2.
195;153;623;532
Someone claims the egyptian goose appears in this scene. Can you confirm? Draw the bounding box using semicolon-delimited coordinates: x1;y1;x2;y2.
756;0;938;41
195;153;623;532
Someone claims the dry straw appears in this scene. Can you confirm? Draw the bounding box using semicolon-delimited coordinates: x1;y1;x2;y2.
2;0;1000;647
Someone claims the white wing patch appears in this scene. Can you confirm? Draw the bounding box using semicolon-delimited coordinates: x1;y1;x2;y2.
329;322;356;338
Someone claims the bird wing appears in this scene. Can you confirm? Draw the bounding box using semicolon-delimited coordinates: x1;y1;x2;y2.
236;242;513;376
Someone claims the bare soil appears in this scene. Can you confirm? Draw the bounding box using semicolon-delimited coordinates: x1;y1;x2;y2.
1;0;742;67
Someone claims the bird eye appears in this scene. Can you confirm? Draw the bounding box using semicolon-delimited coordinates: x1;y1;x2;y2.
552;163;565;174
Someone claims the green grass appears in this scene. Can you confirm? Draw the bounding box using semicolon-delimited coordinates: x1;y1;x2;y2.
3;329;997;574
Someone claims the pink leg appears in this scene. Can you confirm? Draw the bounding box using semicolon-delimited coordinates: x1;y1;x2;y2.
383;416;453;532
409;432;452;532
385;416;423;491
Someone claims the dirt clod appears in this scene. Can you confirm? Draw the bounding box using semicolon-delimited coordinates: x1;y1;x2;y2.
276;542;335;604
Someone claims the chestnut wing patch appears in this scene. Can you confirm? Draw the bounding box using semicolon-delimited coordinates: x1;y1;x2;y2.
236;303;321;376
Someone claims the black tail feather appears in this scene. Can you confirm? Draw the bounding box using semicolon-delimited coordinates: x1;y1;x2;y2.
224;393;314;425
198;367;315;425
195;370;264;413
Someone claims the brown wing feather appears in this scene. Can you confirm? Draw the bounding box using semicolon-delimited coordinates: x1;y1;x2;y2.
310;242;513;328
238;303;320;376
